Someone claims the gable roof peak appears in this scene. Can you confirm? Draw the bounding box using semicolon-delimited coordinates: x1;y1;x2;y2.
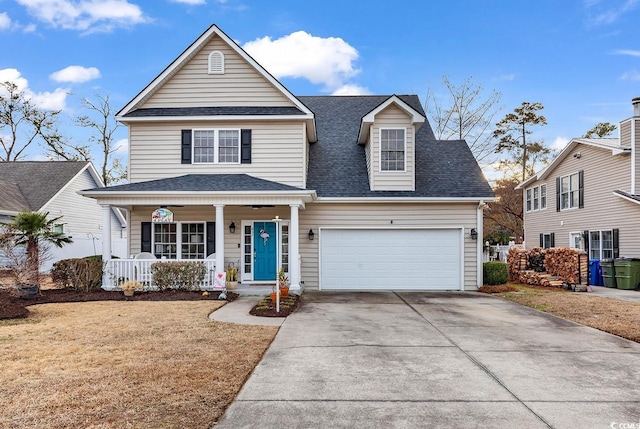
357;94;426;144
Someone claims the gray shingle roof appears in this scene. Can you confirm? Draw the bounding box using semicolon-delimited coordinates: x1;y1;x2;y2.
299;95;494;198
0;161;89;210
87;174;306;192
124;106;306;117
0;180;30;212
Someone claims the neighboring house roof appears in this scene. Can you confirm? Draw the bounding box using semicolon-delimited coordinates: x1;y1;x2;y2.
84;174;308;193
0;161;127;227
123;106;307;118
301;95;494;199
613;190;640;205
516;137;629;189
0;161;89;211
0;180;30;214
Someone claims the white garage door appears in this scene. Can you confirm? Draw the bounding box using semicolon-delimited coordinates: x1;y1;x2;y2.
320;228;462;291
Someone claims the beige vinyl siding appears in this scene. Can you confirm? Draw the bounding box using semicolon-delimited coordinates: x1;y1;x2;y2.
140;35;294;108
299;203;478;291
370;104;414;191
620;119;632;148
45;169;122;238
130;202;479;290
635;119;640;193
523;144;640;256
128;121;306;187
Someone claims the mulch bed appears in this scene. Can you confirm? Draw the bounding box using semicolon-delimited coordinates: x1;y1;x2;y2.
249;295;301;317
478;284;520;294
0;288;238;321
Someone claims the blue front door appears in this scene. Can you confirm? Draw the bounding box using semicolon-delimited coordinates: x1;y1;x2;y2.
254;221;277;281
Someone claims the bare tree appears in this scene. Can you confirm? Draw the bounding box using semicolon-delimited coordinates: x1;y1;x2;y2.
583;122;616;138
0;81;65;161
76;94;126;185
483;177;524;243
493;101;550;182
425;75;502;162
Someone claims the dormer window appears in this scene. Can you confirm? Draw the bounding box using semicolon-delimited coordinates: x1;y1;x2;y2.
208;51;224;74
380;128;406;172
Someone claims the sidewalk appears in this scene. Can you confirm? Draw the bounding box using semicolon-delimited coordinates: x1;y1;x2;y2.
209;296;287;326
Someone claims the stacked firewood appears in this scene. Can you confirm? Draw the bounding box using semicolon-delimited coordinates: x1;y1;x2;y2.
518;270;551;286
507;248;528;282
528;247;546;272
544;247;589;284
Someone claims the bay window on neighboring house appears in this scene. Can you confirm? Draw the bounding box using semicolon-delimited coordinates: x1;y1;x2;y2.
587;229;619;260
526;184;546;212
556;171;584;211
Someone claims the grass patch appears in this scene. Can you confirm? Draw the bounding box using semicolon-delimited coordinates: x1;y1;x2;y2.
498;283;640;343
0;301;278;428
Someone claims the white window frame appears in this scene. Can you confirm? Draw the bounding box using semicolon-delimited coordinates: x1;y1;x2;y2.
560;172;580;210
525;184;547;212
379;127;406;172
192;128;240;164
569;232;583;250
589;230;613;260
208;50;224;74
152;222;207;260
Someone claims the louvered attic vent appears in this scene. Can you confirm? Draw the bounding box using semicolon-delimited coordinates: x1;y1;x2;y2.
208;51;224;74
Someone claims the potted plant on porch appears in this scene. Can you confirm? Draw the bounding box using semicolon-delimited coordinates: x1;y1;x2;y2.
226;263;238;289
120;280;142;297
0;212;72;299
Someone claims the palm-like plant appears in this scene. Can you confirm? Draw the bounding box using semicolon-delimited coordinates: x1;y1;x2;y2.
1;211;72;285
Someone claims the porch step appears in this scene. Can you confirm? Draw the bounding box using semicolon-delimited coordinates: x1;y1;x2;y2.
230;285;275;296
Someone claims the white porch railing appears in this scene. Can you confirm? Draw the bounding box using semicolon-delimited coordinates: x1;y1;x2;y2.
103;259;218;291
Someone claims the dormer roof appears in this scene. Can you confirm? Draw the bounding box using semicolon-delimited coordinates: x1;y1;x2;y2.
357;95;426;144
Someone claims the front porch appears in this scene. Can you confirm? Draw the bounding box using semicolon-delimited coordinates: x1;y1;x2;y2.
80;174;316;293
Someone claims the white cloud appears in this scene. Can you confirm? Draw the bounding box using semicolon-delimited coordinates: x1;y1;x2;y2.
114;138;128;154
0;68;68;110
16;0;149;32
0;12;12;30
612;49;640;57
586;0;638;26
620;70;640;80
496;73;515;81
552;136;570;150
331;83;371;96
243;30;361;92
50;65;101;83
169;0;206;4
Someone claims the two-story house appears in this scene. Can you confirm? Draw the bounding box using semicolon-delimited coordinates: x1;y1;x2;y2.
517;97;640;260
81;25;494;292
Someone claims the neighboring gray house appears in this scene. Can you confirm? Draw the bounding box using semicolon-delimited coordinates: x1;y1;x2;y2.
81;24;494;292
0;161;127;270
517;97;640;260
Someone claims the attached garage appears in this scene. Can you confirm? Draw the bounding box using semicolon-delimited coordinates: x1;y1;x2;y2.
319;228;463;291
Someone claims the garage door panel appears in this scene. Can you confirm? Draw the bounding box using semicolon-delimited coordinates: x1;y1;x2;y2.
320;229;461;291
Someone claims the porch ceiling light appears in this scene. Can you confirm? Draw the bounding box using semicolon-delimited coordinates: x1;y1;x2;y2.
308;229;315;240
229;222;236;233
470;228;478;240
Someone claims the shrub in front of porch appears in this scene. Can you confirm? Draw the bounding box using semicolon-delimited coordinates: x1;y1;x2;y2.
150;261;207;291
483;261;508;286
51;256;103;292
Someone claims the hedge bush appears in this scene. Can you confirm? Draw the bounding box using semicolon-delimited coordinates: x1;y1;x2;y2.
483;261;509;285
150;261;207;291
51;256;103;292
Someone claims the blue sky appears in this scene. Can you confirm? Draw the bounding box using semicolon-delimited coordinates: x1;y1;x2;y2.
1;0;640;176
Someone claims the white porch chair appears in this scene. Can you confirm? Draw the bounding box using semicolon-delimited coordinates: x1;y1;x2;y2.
134;252;157;286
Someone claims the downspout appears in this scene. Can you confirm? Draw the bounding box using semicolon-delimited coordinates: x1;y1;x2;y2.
477;200;487;289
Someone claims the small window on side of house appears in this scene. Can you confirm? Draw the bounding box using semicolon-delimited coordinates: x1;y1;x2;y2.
526;189;532;212
53;224;64;234
540;184;546;209
208;51;224;74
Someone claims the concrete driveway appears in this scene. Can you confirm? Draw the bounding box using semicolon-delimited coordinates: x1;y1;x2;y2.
215;292;640;428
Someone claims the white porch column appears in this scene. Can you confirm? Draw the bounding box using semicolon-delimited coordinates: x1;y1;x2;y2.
215;204;225;275
101;205;112;261
101;205;112;289
289;204;301;293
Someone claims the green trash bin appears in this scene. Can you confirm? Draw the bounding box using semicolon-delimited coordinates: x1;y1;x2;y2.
601;259;617;288
614;258;640;290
